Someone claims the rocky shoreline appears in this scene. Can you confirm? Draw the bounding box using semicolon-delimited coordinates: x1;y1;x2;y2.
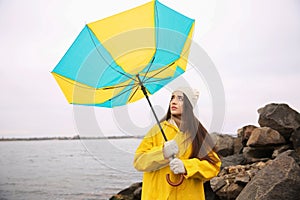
110;103;300;200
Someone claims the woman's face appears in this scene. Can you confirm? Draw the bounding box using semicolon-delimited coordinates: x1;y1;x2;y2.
170;91;184;116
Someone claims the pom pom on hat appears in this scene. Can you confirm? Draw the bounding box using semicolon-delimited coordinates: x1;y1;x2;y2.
175;87;200;108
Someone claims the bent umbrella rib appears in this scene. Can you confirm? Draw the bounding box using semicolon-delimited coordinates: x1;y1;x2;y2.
143;61;175;82
127;85;140;103
144;77;172;84
103;82;137;90
107;82;139;102
52;72;94;89
141;54;156;83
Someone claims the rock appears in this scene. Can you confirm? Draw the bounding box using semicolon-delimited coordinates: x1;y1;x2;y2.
210;177;227;192
227;165;244;174
290;127;300;155
109;194;125;200
109;182;142;200
242;146;273;164
213;162;269;200
216;182;243;200
237;125;258;146
204;181;221;200
216;184;230;200
258;103;300;140
226;183;243;200
236;150;300;200
133;187;142;199
211;133;235;157
246;127;286;147
233;136;243;154
272;145;291;158
221;154;244;168
234;171;250;185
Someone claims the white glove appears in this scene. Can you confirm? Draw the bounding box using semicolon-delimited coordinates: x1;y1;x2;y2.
163;140;178;159
170;158;186;174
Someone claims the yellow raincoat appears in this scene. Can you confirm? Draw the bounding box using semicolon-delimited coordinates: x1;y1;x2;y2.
134;120;221;200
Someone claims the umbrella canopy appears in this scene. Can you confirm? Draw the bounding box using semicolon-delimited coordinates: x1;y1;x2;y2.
51;0;195;108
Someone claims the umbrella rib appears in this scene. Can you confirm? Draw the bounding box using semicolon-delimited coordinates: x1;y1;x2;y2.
127;85;139;102
143;61;175;82
108;83;139;102
144;77;172;84
103;82;137;90
54;73;138;92
142;1;159;83
53;73;96;89
86;26;136;82
141;55;156;82
141;2;161;83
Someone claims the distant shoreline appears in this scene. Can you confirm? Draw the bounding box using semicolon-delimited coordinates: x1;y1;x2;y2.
0;135;143;142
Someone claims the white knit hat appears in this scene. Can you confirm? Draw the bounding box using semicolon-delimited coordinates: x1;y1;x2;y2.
174;87;200;108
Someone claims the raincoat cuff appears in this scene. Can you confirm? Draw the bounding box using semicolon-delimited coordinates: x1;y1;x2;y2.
182;158;204;179
182;157;221;181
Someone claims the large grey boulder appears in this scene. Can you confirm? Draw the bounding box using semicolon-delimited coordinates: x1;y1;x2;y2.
258;103;300;140
211;133;235;157
236;150;300;200
221;154;244;168
246;127;286;147
242;146;273;163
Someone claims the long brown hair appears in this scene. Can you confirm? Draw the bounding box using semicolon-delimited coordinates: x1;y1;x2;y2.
161;93;218;164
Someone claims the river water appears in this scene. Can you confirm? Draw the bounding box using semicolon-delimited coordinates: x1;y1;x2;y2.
0;139;143;200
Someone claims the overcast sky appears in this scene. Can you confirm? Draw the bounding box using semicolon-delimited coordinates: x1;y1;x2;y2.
1;0;300;138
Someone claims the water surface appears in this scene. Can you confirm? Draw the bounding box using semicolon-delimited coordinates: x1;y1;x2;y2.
0;139;143;200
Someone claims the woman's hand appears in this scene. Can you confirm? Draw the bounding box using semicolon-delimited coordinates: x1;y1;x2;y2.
170;158;186;174
163;140;178;159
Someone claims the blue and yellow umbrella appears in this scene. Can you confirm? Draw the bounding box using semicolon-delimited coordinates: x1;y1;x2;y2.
52;0;194;107
52;0;194;185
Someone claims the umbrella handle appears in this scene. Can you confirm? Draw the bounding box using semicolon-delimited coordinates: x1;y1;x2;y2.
166;173;184;187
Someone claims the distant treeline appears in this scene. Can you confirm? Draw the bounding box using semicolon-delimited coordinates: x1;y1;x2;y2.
0;135;143;141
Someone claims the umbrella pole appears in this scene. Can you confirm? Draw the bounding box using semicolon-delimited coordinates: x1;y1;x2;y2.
137;75;168;142
137;75;184;187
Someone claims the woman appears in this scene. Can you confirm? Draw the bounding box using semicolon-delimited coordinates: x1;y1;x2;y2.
133;87;221;200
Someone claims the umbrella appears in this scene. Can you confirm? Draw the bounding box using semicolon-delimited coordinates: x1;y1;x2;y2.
51;0;194;186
